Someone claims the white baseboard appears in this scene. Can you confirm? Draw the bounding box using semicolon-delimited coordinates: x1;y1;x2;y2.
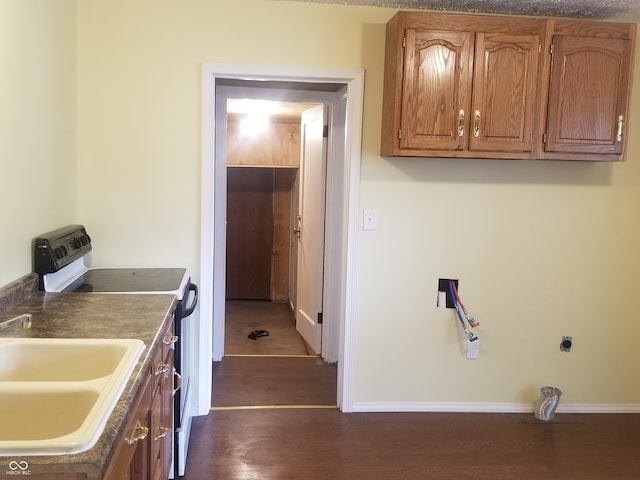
351;401;640;414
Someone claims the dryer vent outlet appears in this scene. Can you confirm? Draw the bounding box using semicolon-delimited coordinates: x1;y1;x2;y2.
560;336;573;352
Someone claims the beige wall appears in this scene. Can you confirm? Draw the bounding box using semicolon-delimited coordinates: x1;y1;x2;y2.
2;0;637;406
0;0;76;287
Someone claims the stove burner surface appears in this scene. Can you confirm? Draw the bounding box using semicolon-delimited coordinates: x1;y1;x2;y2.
63;268;187;293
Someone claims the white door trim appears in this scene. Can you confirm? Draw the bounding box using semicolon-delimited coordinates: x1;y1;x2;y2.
199;64;364;414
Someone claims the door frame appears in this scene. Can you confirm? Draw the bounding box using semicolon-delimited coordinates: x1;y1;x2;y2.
198;64;364;414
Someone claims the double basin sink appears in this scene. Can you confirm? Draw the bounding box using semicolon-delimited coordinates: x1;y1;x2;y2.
0;328;144;456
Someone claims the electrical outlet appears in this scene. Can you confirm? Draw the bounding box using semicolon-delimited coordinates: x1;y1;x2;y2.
466;339;479;360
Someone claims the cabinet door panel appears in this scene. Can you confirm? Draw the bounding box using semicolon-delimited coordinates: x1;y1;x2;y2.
545;36;631;154
401;29;473;151
470;33;539;152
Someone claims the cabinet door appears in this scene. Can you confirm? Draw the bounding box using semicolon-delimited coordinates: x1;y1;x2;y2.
104;375;152;480
401;29;473;151
150;348;174;480
469;33;540;152
545;36;632;155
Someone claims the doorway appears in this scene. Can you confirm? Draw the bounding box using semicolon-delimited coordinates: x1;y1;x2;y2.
224;97;321;355
198;64;365;416
222;91;330;357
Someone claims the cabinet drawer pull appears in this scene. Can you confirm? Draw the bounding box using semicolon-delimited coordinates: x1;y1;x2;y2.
173;369;182;397
617;115;624;141
163;334;179;346
127;420;149;447
155;362;169;376
154;426;170;442
473;110;480;137
457;109;465;137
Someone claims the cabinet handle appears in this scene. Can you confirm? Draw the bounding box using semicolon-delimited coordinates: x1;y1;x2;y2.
173;368;182;397
617;115;624;142
473;110;480;138
127;420;149;447
155;362;169;376
154;426;170;442
163;334;179;346
457;109;465;137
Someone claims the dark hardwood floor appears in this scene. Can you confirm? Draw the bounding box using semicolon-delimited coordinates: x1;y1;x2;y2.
182;301;640;479
212;356;337;407
183;410;640;479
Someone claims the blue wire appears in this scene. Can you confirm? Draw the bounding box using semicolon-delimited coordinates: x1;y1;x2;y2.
449;279;478;342
448;280;465;327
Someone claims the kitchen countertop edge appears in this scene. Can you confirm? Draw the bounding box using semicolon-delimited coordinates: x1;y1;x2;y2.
0;292;178;478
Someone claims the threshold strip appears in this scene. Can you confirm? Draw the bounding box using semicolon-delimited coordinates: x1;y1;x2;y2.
211;404;337;411
224;354;320;358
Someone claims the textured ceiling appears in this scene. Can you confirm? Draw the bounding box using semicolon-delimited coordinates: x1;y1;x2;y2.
285;0;640;21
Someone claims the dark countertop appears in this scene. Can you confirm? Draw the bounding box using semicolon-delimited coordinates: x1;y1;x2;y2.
0;292;177;479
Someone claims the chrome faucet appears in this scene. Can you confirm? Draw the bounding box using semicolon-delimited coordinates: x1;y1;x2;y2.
0;313;32;330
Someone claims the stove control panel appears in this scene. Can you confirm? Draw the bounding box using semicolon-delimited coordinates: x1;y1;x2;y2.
34;225;92;277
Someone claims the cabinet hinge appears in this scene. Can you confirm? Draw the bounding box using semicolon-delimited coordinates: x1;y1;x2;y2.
543;133;547;143
323;125;329;138
538;44;542;54
317;312;323;324
403;37;406;48
398;129;403;139
550;44;554;54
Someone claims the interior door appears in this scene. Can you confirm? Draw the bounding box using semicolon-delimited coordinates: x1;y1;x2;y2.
295;104;327;354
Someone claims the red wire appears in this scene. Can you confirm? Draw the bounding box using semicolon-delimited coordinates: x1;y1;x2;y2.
451;280;479;327
450;280;466;311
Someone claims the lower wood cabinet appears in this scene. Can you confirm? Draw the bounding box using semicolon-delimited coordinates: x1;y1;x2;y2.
151;349;174;480
105;320;176;480
104;374;152;480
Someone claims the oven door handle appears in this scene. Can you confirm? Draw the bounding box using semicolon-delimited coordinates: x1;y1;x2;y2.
181;282;198;318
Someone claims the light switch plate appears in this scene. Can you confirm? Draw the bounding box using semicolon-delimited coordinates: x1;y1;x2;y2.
363;209;378;230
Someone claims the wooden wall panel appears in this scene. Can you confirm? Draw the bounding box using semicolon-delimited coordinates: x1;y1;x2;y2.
226;169;274;300
226;168;297;302
225;116;300;301
227;120;300;167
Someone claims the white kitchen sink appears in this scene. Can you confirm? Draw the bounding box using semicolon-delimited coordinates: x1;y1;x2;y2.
0;338;145;456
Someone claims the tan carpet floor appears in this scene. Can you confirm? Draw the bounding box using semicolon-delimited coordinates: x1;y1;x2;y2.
225;300;309;356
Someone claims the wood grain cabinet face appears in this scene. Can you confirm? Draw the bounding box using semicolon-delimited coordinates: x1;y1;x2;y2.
383;12;543;158
104;374;152;480
381;12;636;161
401;29;539;154
150;348;174;480
470;33;540;153
401;29;473;151
105;319;175;480
545;35;633;157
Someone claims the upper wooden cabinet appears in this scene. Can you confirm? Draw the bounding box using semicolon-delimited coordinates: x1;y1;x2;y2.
543;21;635;160
381;12;636;161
